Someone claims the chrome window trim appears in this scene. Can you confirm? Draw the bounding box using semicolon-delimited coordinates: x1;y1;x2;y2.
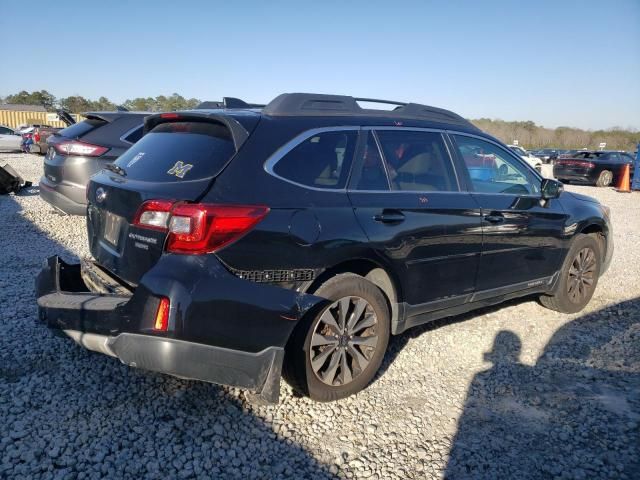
263;125;541;196
119;124;144;145
263;126;360;192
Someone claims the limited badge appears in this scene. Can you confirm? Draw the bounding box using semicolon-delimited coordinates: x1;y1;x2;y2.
167;161;193;178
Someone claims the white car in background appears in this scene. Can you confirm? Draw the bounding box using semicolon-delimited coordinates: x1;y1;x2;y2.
0;125;23;152
508;145;543;171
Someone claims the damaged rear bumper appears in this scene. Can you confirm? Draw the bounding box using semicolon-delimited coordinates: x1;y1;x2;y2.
36;256;323;403
61;330;284;402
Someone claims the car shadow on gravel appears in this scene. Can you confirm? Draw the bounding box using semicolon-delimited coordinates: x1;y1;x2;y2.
444;298;640;479
0;194;335;480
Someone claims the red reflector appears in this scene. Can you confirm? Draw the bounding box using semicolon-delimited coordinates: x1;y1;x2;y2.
160;113;180;119
167;204;269;254
154;297;170;331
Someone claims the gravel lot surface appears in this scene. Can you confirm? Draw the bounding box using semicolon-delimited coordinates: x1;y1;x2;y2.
1;152;639;479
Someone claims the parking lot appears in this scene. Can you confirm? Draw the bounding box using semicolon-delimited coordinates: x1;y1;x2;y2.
1;152;639;479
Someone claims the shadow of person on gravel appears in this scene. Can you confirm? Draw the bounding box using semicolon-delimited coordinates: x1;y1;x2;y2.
0;194;335;479
445;298;640;479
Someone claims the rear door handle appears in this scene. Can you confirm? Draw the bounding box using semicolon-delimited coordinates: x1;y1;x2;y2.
373;211;405;223
484;213;505;224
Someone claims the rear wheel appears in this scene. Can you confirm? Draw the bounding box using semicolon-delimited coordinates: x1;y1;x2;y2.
595;170;613;187
283;274;390;401
540;234;601;313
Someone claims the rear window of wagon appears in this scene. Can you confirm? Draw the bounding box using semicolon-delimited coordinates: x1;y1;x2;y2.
113;121;235;182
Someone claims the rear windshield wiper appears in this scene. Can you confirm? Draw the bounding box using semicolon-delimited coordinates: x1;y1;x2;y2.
104;163;127;176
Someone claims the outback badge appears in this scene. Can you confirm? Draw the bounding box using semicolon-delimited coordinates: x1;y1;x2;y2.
167;161;193;179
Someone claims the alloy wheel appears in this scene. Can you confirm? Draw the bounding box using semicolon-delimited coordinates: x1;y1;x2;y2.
309;296;379;386
567;247;597;303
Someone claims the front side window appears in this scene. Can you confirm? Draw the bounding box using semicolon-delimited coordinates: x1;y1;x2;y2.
453;135;540;195
376;130;457;192
0;127;12;134
272;130;358;189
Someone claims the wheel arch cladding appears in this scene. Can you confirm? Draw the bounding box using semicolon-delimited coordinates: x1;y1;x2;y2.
303;258;401;329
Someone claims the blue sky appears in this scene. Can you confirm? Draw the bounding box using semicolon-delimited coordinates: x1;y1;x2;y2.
1;0;638;130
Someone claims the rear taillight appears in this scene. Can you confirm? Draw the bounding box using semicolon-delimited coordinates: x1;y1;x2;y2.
133;201;269;254
153;297;170;331
167;204;269;254
34;132;41;143
133;200;174;231
557;160;595;169
53;140;108;157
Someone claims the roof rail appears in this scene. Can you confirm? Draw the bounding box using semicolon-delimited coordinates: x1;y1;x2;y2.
196;97;266;110
262;93;477;129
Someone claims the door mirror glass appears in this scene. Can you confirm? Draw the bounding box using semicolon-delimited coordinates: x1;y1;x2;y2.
541;178;564;199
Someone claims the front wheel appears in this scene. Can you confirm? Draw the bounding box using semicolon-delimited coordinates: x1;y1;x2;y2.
283;274;390;401
540;234;601;313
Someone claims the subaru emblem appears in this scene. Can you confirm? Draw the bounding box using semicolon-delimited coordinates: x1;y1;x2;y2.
95;187;107;203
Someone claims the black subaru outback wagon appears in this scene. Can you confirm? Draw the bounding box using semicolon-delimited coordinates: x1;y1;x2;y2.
36;94;613;402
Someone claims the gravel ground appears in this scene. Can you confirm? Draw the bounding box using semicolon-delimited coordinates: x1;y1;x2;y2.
1;152;639;479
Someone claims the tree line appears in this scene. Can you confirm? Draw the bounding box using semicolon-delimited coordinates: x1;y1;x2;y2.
1;90;638;151
0;90;200;115
472;118;638;152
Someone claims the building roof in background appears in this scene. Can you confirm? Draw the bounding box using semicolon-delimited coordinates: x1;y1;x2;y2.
0;104;47;112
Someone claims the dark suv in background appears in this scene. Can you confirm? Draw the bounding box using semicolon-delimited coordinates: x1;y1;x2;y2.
36;94;613;403
553;150;635;187
39;112;147;215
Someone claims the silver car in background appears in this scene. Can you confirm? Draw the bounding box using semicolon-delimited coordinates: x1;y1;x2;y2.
0;125;23;151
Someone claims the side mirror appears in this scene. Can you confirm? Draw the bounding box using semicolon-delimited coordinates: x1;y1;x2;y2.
541;178;564;200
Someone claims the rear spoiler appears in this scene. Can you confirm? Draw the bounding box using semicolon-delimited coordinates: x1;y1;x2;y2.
144;112;252;151
56;109;76;126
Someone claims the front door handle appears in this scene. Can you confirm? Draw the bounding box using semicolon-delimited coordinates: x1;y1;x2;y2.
484;213;505;224
373;211;405;223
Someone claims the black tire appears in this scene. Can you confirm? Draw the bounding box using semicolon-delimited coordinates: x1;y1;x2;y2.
283;273;390;401
539;234;601;313
595;170;613;187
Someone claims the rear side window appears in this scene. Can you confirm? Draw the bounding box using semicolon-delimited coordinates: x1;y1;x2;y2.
58;119;107;139
376;130;458;192
113;121;235;182
272;130;358;189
